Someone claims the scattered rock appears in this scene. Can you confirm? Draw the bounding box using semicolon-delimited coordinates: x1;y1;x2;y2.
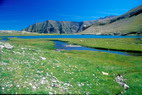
21;48;27;50
2;87;5;90
49;92;53;95
0;62;8;66
55;49;64;51
4;43;14;49
115;74;129;90
0;42;14;50
32;85;37;91
0;45;5;49
40;79;48;84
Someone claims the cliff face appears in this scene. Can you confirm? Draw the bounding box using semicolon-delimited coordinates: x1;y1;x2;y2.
22;20;96;34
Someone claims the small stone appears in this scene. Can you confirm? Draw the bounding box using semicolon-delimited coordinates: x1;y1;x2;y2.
52;79;57;83
63;87;68;92
16;85;20;88
124;84;129;90
115;74;129;90
0;45;4;49
42;77;46;80
102;72;109;75
78;83;82;87
49;92;53;95
29;83;32;86
32;86;37;90
2;87;4;90
40;57;46;60
0;62;8;65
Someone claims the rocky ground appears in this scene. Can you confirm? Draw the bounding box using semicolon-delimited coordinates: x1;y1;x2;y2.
1;38;142;94
0;41;74;94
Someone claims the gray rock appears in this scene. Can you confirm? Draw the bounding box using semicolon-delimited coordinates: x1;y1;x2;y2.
4;43;14;49
0;62;8;65
115;74;129;90
22;20;96;34
0;45;5;49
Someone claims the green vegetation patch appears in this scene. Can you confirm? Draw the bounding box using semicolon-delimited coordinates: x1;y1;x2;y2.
0;38;142;94
49;38;142;51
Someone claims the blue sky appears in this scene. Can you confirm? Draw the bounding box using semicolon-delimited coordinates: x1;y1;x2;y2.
0;0;142;30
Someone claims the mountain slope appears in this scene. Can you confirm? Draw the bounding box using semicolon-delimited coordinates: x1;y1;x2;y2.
23;20;82;34
22;5;142;35
22;20;96;34
81;5;142;36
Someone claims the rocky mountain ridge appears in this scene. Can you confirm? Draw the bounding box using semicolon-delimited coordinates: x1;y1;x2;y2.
22;20;97;34
22;5;142;35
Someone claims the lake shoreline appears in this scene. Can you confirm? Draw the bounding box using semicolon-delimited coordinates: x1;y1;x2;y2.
1;35;142;39
53;40;142;56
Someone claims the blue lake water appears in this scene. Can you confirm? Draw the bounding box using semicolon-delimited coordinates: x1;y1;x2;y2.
54;40;142;56
1;35;142;39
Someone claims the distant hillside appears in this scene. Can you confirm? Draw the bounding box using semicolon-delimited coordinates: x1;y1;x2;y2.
22;20;96;34
22;5;142;35
81;5;142;36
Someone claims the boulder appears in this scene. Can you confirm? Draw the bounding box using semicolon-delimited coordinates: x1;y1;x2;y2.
4;43;14;49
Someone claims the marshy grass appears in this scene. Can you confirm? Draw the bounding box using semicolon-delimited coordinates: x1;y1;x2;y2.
49;38;142;52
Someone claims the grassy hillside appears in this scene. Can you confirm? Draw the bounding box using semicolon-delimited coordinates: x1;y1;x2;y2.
81;5;142;35
0;31;60;36
48;38;142;52
81;13;142;35
0;38;142;94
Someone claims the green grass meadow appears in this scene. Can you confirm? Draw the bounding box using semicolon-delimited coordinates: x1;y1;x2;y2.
0;38;142;94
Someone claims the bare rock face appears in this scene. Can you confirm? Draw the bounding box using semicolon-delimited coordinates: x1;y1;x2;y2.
22;20;82;34
22;20;96;34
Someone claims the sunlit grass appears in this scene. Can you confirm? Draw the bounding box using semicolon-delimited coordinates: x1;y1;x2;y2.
0;38;142;94
0;32;60;36
48;38;142;51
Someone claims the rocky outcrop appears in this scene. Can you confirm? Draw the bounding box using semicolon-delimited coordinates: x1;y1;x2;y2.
0;42;14;50
22;20;96;34
23;20;82;34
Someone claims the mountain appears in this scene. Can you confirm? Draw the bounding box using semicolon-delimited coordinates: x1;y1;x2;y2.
22;20;96;34
22;5;142;35
81;5;142;36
